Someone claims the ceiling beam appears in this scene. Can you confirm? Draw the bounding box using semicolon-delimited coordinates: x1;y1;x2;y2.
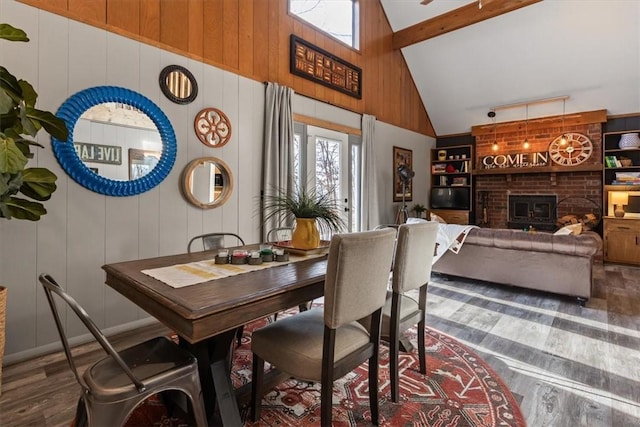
392;0;543;50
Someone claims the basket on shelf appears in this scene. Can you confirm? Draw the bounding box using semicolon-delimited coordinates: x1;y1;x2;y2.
556;197;602;231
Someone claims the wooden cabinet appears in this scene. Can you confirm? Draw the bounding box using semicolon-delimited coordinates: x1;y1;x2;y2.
603;217;640;265
430;209;469;225
430;145;472;224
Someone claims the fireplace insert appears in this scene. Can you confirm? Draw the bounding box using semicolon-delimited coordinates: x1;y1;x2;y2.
508;194;557;231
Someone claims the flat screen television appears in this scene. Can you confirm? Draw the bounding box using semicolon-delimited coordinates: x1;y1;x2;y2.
430;187;470;210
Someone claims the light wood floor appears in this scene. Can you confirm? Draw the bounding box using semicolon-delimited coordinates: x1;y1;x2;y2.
0;262;638;427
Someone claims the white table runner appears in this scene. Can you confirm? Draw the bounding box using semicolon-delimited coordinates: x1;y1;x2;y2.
142;253;327;288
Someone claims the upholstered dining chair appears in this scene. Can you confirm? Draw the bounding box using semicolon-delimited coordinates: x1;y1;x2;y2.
39;273;208;427
187;232;245;253
250;228;397;427
382;221;439;403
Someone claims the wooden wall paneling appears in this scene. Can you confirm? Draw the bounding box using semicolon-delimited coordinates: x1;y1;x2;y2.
277;0;293;89
35;8;71;348
267;0;279;82
104;32;142;328
252;0;269;81
68;0;106;24
248;79;265;243
234;77;264;243
157;51;190;256
136;42;162;319
185;60;209;244
187;0;204;58
222;0;239;70
220;71;241;237
203;0;223;65
139;0;160;41
0;1;39;355
237;0;254;77
66;19;109;335
107;0;139;34
159;0;189;52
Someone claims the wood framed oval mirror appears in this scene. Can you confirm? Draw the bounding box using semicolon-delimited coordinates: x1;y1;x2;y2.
159;65;198;104
52;86;177;196
181;157;233;209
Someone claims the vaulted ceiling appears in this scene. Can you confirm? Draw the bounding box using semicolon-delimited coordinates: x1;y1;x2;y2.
379;0;640;136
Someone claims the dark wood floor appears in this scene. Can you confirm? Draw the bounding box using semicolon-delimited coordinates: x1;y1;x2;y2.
0;262;638;426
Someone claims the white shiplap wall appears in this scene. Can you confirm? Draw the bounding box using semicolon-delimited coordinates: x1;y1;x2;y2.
0;0;433;363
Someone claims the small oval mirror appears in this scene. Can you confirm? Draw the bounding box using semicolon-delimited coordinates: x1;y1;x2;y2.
181;157;233;209
159;65;198;104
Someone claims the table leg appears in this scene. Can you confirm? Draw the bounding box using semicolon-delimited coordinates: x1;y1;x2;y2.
179;329;241;426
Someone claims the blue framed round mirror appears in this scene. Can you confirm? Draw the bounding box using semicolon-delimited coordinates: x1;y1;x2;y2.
52;86;177;196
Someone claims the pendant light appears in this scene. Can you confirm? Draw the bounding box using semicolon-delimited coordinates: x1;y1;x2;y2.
559;99;568;146
489;111;498;151
523;105;530;149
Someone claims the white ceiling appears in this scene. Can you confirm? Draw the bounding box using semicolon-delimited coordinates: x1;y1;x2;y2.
379;0;640;136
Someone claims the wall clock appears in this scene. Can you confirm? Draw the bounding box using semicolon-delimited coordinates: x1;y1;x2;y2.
548;132;593;166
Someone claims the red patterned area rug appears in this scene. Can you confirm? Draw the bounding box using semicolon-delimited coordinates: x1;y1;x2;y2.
122;312;525;427
234;315;525;427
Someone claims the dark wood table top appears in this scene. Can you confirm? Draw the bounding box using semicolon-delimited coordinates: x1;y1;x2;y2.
103;250;327;344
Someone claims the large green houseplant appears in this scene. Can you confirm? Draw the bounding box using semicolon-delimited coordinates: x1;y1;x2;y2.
0;23;69;395
263;185;345;250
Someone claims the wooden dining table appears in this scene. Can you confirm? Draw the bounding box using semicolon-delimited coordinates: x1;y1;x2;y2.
102;248;328;426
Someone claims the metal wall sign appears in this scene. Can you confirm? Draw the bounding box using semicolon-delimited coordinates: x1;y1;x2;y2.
74;142;122;165
480;151;549;169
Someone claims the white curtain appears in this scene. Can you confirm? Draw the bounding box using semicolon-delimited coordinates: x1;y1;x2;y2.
262;82;294;241
360;114;380;230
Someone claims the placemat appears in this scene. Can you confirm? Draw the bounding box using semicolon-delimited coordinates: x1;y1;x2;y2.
142;253;326;288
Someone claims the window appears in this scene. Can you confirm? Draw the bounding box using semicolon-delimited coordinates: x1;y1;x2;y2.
293;123;362;233
289;0;358;49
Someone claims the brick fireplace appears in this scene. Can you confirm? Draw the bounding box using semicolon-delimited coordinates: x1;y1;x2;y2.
472;111;604;230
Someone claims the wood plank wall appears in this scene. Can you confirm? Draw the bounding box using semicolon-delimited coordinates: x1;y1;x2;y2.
17;0;435;137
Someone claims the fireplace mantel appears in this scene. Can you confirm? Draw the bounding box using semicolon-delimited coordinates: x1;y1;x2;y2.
473;164;603;175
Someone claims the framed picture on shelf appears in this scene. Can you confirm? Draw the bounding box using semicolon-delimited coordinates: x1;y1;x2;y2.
393;146;413;202
129;148;161;180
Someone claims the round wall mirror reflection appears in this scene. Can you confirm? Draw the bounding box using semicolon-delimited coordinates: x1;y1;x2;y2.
181;157;233;209
52;86;177;196
159;65;198;104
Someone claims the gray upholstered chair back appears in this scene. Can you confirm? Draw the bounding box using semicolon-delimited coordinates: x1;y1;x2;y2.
392;222;439;293
323;228;396;329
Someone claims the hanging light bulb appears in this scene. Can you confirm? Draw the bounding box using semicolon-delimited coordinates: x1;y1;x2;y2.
559;99;568;146
523;105;530;149
478;0;483;8
488;111;498;151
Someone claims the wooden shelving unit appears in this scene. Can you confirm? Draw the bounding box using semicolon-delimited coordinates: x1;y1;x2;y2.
430;145;473;224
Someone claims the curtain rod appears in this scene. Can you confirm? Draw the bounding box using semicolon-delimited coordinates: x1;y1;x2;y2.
490;95;569;112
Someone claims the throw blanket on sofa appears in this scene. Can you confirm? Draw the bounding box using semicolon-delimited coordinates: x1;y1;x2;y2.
433;224;478;263
406;219;477;264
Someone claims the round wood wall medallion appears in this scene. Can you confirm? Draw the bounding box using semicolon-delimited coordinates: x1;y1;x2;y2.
194;108;232;148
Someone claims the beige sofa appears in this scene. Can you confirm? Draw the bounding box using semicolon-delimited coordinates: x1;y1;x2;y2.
432;227;602;304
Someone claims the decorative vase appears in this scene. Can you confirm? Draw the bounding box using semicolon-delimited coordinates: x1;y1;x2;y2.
438;150;447;161
0;286;5;396
618;133;640;149
291;218;320;250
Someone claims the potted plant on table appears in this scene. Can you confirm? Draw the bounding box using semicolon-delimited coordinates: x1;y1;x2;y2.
0;23;69;394
262;185;345;250
412;203;427;219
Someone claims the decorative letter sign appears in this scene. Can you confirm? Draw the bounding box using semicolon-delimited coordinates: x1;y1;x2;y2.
290;35;362;99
